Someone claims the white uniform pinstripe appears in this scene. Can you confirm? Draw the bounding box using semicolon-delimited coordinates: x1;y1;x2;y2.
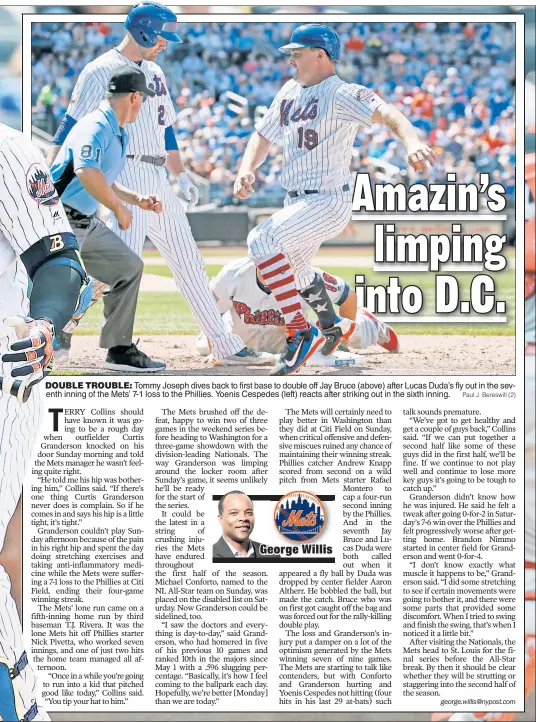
0;123;57;721
65;48;244;359
249;76;383;289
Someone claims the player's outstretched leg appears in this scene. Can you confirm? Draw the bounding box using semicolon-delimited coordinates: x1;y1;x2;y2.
252;252;325;375
357;308;399;352
299;272;356;355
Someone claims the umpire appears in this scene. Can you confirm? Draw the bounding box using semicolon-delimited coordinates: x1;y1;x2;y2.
50;66;165;372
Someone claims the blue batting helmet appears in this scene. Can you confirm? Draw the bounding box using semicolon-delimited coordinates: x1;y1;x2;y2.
125;2;182;48
279;25;340;63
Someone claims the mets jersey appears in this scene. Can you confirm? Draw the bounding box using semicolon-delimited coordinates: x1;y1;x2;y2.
66;48;175;156
0;122;71;297
255;76;384;191
1;123;54;721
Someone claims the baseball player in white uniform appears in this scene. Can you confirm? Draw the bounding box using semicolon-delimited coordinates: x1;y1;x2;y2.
47;2;270;367
1;122;88;721
195;256;399;358
234;24;435;376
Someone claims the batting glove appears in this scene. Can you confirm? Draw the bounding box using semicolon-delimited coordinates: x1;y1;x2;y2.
2;316;55;399
177;172;200;211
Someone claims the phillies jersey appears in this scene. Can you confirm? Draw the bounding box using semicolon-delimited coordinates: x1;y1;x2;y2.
66;48;175;157
256;76;383;191
211;257;349;353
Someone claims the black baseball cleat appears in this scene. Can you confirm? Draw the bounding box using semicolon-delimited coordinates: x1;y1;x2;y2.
320;317;356;356
104;343;166;373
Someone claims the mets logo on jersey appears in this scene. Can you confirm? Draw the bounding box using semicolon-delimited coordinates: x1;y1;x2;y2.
274;491;326;542
152;75;167;96
26;163;59;206
280;98;318;126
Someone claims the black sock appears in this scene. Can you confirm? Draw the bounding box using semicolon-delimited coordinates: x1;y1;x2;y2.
299;273;339;329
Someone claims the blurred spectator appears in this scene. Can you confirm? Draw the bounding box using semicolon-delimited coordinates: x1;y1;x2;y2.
37;81;57;135
30;20;516;204
0;43;22;129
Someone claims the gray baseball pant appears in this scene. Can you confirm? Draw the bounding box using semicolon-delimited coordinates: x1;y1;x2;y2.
71;216;143;349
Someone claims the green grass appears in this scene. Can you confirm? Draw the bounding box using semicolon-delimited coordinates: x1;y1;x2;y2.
75;262;515;337
144;264;222;280
80;292;199;336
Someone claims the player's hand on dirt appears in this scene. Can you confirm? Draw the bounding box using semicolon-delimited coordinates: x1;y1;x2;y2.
1;316;55;400
234;171;256;199
138;194;163;213
114;203;133;230
406;142;436;172
177;172;199;211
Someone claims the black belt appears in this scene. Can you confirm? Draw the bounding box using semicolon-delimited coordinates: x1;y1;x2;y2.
287;183;350;198
126;154;167;166
64;205;91;227
9;651;28;680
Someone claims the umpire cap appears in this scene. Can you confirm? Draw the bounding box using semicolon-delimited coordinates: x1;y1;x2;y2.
279;24;341;63
125;2;182;48
107;66;156;98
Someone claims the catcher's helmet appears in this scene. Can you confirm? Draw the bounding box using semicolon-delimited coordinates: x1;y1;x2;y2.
125;2;182;47
279;24;340;63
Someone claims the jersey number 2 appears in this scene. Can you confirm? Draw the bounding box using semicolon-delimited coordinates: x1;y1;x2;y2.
158;105;165;125
297;127;319;151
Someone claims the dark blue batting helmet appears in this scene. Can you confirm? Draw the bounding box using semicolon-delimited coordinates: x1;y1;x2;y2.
279;24;341;63
125;2;182;47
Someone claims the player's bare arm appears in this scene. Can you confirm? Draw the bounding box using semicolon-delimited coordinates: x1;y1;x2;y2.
338;290;358;321
371;103;436;172
76;166;132;230
47;144;61;166
234;132;272;198
166;148;185;177
112;182;163;213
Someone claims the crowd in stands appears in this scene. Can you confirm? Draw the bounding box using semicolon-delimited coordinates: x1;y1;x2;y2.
31;20;516;205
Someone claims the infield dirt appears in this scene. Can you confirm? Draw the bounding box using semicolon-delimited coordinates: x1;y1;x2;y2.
55;334;515;376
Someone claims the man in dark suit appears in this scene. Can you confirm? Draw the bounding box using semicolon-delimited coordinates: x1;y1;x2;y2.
213;491;264;558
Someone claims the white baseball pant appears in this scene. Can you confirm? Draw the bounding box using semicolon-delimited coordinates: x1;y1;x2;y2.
108;161;244;360
247;189;352;290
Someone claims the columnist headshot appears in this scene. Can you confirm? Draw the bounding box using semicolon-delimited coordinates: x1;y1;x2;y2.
213;491;263;558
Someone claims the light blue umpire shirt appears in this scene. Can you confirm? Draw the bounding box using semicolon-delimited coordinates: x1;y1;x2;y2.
50;100;128;216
